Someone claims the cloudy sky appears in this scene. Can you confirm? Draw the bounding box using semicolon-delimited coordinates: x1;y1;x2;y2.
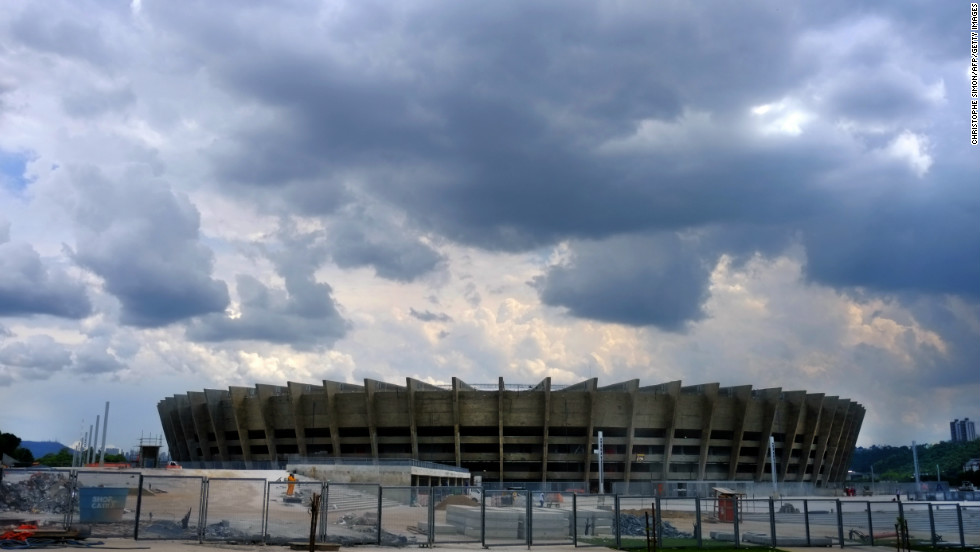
1;1;977;454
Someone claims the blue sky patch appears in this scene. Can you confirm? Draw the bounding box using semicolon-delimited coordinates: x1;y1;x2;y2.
0;150;36;192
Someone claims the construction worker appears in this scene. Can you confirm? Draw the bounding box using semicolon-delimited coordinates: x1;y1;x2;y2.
287;472;297;496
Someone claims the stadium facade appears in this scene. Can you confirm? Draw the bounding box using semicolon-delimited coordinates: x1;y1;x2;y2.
158;377;864;488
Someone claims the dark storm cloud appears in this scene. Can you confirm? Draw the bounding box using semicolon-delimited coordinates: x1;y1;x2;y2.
0;335;72;382
8;2;113;66
72;338;126;375
409;308;452;323
0;240;92;319
186;274;349;349
68;167;229;327
186;222;349;349
329;219;445;282
61;83;136;118
803;173;980;298
536;233;711;331
141;1;972;329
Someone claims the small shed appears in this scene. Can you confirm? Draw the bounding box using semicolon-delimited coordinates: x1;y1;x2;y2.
712;487;745;523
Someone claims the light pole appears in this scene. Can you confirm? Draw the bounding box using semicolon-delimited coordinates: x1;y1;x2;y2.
871;463;876;495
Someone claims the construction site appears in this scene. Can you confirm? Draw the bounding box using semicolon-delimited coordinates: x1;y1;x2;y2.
2;463;978;549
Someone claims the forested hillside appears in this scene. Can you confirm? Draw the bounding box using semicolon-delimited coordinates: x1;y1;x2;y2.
850;440;980;482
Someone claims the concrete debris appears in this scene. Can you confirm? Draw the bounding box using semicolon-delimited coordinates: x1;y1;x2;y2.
0;472;71;515
617;514;694;539
202;520;262;543
331;513;413;547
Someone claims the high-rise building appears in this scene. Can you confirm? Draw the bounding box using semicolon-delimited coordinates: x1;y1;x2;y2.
950;418;977;442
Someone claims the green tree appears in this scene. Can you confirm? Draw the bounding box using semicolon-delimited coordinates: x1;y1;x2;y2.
0;430;34;464
37;448;75;467
0;431;22;457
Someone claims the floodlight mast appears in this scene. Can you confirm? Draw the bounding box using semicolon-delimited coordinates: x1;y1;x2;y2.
912;441;921;486
769;435;778;497
99;402;109;466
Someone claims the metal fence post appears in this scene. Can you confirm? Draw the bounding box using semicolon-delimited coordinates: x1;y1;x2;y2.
427;486;435;547
695;497;702;549
572;493;578;547
867;500;875;546
927;502;936;547
62;470;75;531
318;482;329;542
835;499;844;549
262;479;271;543
733;496;740;549
803;499;811;547
134;474;144;540
655;496;662;551
614;494;622;551
526;489;533;549
480;487;487;548
200;478;209;543
955;504;964;547
768;497;776;548
372;485;380;546
198;478;207;543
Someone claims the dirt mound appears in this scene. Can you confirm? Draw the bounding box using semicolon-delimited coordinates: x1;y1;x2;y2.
434;495;478;510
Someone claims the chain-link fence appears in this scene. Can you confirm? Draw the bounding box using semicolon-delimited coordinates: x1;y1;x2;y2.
4;467;980;548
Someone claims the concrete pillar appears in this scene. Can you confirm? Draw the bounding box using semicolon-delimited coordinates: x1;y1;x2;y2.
541;377;551;483
452;377;462;467
811;397;841;486
365;379;379;459
188;391;213;461
204;389;231;460
497;377;505;480
660;381;681;480
287;382;311;457
778;391;806;482
623;379;639;484
255;384;282;461
797;394;824;482
696;383;719;480
726;386;752;480
582;378;598;490
753;388;781;482
407;378;420;460
228;386;253;462
323;381;343;458
174;394;198;461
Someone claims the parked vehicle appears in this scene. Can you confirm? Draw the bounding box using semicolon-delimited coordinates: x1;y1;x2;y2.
957;481;975;492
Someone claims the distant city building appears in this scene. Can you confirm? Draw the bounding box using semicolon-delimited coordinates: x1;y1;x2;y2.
950;418;977;442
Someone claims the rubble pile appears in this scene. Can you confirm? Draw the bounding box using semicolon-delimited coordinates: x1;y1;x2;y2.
779;502;799;514
617;514;693;539
326;531;412;548
332;512;413;547
202;519;261;542
0;472;71;514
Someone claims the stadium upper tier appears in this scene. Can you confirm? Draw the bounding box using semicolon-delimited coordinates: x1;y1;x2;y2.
158;377;863;487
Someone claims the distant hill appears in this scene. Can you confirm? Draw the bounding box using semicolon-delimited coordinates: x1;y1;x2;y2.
850;440;980;481
22;441;71;458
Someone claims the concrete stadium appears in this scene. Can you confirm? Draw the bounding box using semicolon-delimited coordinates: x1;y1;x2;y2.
157;377;864;490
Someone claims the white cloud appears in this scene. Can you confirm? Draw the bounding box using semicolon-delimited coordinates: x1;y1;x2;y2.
884;130;932;177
